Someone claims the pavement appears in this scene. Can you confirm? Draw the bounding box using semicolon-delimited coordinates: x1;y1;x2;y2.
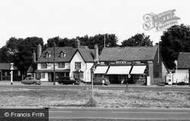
49;108;190;121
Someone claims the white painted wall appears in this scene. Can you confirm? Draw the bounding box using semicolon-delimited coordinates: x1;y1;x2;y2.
173;69;189;83
37;63;70;70
70;51;86;80
70;51;93;82
37;63;70;81
86;63;93;82
40;73;48;81
37;51;94;82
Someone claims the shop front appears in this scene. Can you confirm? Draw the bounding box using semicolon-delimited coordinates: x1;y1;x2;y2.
94;64;147;84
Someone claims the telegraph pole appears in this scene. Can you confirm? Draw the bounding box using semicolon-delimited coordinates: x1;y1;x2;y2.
104;34;106;48
53;42;56;85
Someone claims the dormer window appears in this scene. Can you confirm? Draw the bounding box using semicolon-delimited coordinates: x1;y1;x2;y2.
60;51;66;58
45;52;51;58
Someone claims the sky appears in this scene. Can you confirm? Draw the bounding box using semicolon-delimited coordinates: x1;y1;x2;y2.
0;0;189;47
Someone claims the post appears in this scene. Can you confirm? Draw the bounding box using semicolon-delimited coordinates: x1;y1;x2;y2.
53;42;56;85
104;34;106;48
10;63;14;85
91;67;94;98
125;74;129;92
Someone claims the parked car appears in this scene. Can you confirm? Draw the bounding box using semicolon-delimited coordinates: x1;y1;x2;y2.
93;77;110;85
21;77;41;85
57;77;79;85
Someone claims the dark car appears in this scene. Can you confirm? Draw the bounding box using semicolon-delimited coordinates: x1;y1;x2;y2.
93;77;110;85
21;77;41;85
57;77;79;85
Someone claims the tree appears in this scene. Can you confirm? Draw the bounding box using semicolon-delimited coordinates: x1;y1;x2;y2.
0;37;23;63
160;24;190;69
46;36;76;48
121;33;153;47
46;34;118;54
14;37;43;76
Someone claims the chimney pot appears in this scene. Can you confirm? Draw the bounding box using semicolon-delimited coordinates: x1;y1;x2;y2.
37;44;42;60
76;39;80;48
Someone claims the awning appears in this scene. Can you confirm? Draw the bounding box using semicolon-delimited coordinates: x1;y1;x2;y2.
94;66;108;74
130;66;146;74
107;66;131;75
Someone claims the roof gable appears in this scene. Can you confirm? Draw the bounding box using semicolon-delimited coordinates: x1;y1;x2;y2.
177;52;190;69
99;46;158;61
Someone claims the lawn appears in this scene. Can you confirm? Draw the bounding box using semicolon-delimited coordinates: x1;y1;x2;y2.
0;86;190;108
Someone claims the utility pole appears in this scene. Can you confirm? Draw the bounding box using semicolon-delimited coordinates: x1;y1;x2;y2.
104;34;106;48
53;42;56;85
91;67;94;99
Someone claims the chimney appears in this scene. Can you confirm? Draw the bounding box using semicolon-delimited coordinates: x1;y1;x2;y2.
33;50;36;63
37;44;42;60
76;39;80;48
94;44;99;63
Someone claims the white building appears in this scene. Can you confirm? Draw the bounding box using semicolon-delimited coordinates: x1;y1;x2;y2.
172;52;190;84
36;45;96;83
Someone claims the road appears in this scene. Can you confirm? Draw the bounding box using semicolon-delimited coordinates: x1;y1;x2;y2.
49;108;190;121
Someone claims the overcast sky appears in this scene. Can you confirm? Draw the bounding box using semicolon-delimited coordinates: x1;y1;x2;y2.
0;0;189;47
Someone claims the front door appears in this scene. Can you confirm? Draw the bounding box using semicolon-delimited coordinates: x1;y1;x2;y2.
48;73;54;82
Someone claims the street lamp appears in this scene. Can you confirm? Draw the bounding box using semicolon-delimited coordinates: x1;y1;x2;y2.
10;63;14;85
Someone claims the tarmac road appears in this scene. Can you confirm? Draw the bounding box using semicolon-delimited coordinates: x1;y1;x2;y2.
49;108;190;121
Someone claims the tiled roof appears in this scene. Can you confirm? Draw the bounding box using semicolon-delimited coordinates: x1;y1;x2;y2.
177;52;190;69
78;48;94;62
0;63;17;70
0;63;11;70
99;46;158;61
37;47;94;63
37;47;76;62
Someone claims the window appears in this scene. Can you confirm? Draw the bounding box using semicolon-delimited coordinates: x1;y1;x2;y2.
41;73;45;79
75;62;81;70
41;63;47;69
60;51;66;58
45;52;51;58
58;62;65;68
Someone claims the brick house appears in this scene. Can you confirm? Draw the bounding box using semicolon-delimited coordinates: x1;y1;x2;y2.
94;46;167;85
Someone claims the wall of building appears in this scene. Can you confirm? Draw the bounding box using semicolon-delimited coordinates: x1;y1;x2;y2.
37;63;70;70
40;72;48;81
86;63;93;82
37;62;70;81
173;69;189;83
152;48;164;84
70;51;86;80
